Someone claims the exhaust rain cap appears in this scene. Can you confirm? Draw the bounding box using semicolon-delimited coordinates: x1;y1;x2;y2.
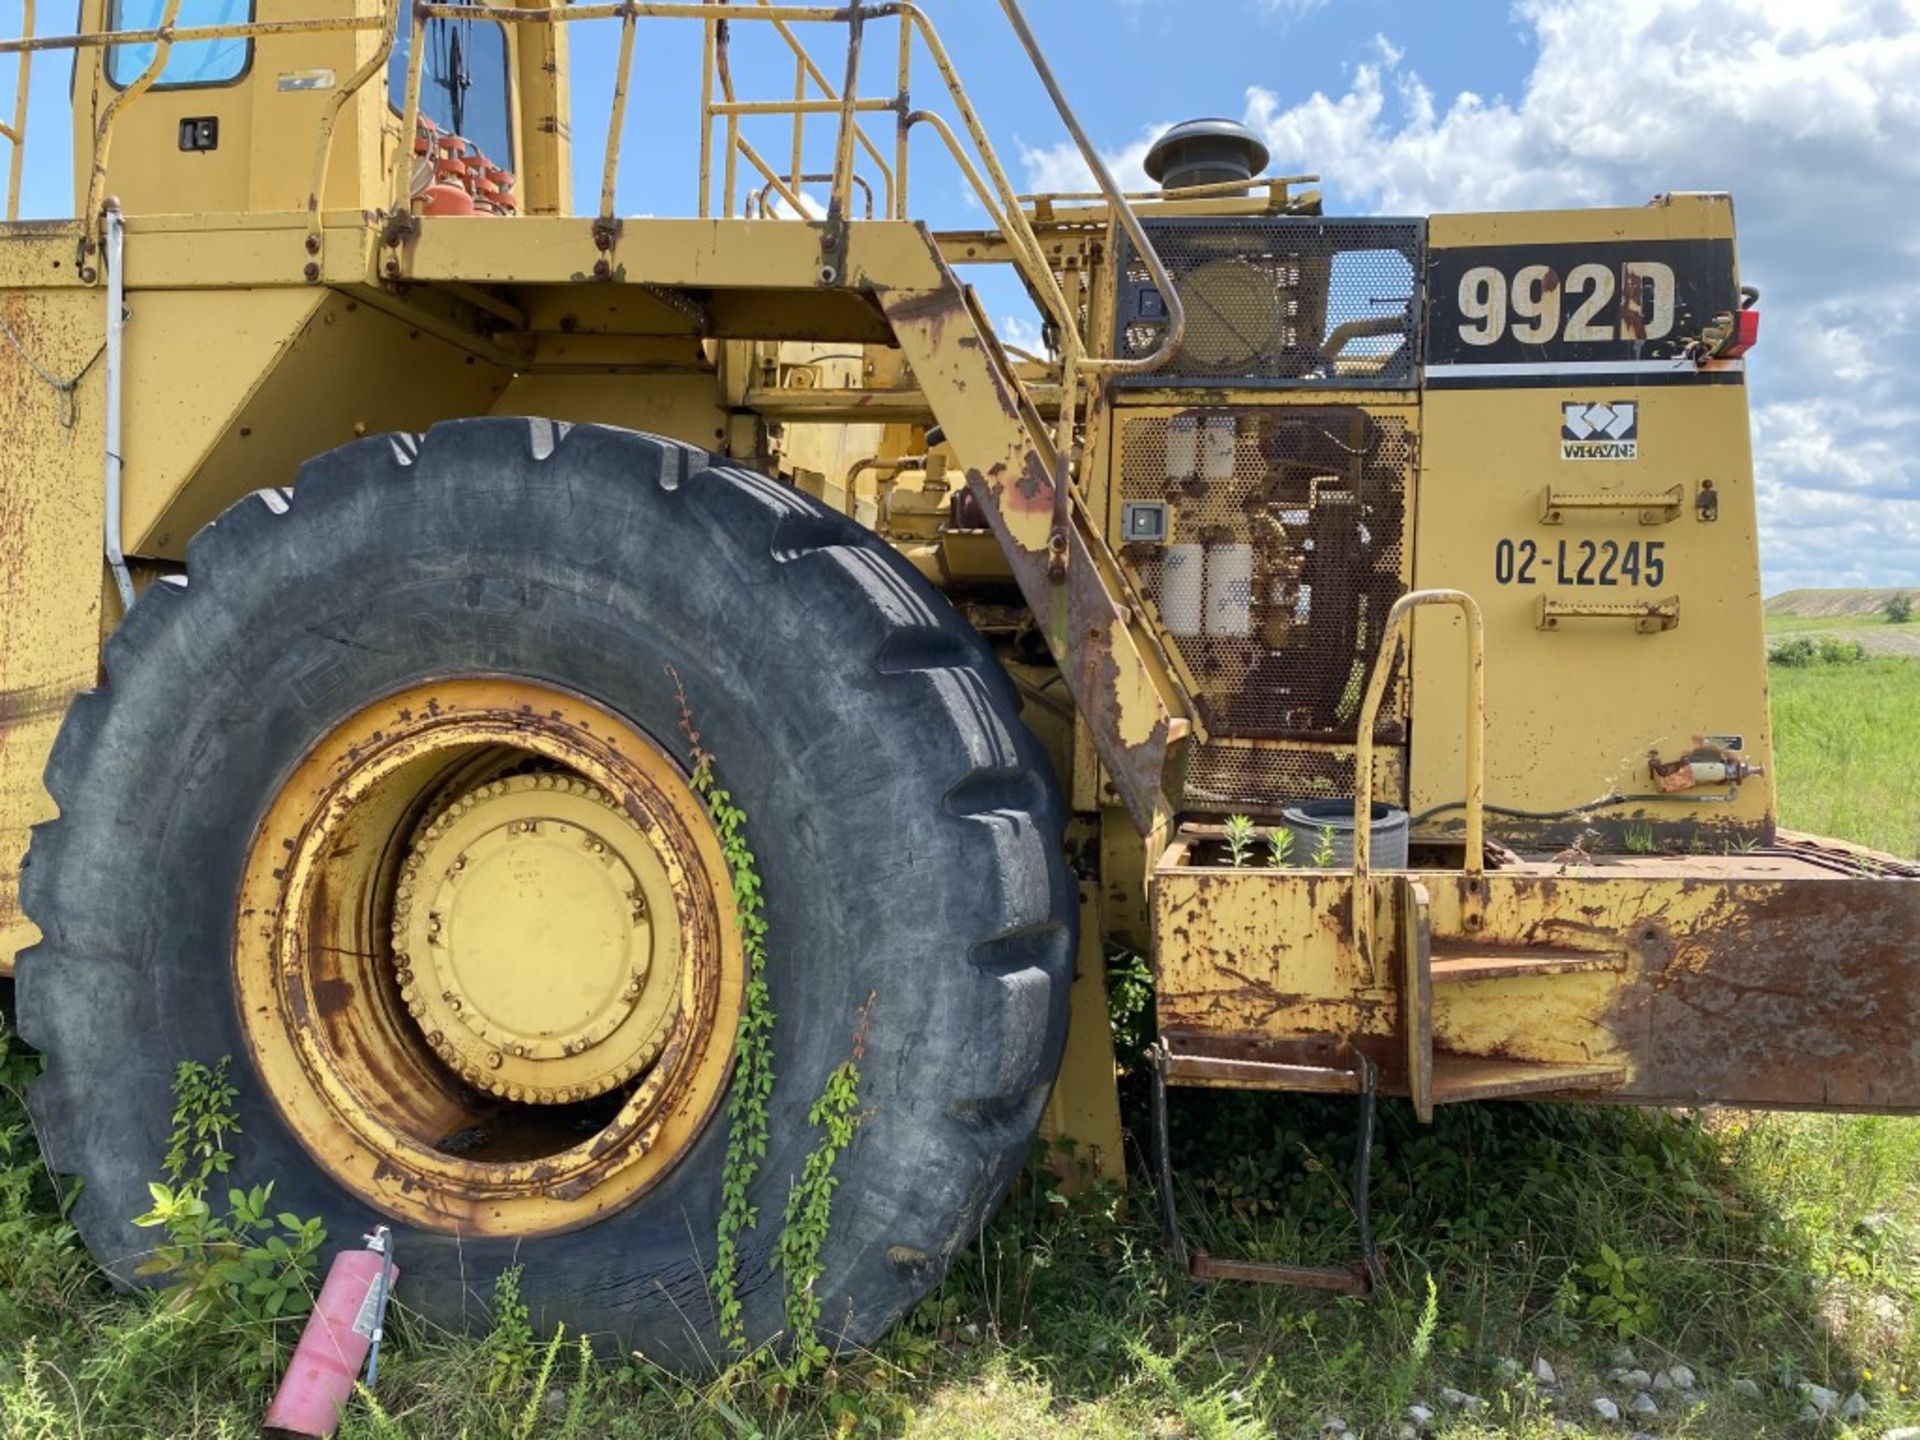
1143;118;1270;194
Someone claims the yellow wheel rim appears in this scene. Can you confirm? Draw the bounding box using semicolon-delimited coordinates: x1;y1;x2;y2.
234;678;742;1235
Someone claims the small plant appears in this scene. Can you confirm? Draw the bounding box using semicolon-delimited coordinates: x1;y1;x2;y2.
0;1338;82;1440
1128;1336;1267;1440
1310;824;1337;869
1223;814;1257;868
1886;591;1913;624
486;1264;537;1396
1104;948;1155;1074
158;1056;240;1199
1623;819;1657;854
513;1325;570;1440
1387;1272;1441;1414
131;1059;326;1331
1266;826;1294;867
1580;1242;1658;1337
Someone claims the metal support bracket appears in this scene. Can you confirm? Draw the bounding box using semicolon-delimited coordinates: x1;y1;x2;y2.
1538;482;1683;525
1536;594;1680;634
1149;1044;1384;1296
1401;878;1434;1124
591;215;624;282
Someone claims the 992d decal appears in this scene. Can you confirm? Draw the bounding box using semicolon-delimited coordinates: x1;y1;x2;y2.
1425;237;1742;388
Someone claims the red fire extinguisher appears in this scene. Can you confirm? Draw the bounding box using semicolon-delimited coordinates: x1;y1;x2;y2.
263;1227;398;1439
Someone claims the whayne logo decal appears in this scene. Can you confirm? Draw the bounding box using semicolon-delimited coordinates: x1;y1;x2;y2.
1561;401;1638;460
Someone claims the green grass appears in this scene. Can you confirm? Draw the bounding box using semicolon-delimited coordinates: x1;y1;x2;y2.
1770;657;1920;857
1;665;1916;1438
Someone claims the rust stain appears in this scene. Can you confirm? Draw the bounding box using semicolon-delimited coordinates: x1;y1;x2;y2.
0;681;75;725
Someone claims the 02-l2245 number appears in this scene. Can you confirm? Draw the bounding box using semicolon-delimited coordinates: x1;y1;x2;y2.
1494;538;1666;587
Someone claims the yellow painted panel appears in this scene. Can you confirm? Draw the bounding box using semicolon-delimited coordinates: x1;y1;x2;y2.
1411;380;1774;835
1429;194;1736;248
138;291;511;555
492;373;723;449
0;278;107;970
116;287;330;549
1039;884;1126;1189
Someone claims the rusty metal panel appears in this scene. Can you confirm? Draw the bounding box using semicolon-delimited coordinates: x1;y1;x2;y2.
132;290;512;557
1153;841;1920;1116
881;274;1188;831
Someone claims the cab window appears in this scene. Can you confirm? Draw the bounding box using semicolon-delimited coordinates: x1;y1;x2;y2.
389;8;514;167
107;0;253;89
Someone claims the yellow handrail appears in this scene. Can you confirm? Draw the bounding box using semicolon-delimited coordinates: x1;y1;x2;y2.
5;0;1191;404
1351;589;1486;981
2;0;30;221
306;0;400;258
80;0;184;268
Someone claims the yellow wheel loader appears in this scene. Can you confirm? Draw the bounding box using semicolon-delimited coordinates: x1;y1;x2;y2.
0;0;1913;1368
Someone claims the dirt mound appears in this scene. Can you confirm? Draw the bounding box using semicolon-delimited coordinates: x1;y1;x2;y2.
1765;587;1916;618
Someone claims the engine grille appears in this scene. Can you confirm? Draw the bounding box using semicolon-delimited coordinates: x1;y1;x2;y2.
1185;744;1345;813
1118;406;1412;745
1113;217;1424;388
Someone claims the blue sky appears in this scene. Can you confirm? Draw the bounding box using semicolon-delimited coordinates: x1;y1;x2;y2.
11;0;1919;592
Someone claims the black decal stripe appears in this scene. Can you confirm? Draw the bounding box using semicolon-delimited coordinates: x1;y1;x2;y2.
1427;368;1744;390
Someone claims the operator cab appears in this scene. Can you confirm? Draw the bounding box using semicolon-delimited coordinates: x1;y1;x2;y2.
73;0;526;219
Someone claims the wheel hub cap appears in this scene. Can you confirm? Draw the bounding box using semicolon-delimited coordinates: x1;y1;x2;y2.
394;775;682;1104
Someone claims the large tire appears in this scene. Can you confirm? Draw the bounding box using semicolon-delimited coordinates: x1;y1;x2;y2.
16;418;1073;1368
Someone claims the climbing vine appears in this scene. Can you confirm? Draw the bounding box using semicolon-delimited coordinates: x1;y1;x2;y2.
774;997;871;1376
673;670;870;1369
672;669;775;1356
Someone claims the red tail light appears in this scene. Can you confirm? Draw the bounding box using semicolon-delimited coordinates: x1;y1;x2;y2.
1720;308;1760;359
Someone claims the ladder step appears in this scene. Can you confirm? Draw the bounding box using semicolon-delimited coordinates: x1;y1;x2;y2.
1429;1056;1627;1105
1429;944;1625;984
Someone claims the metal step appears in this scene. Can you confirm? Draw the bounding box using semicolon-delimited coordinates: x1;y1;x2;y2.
1161;1048;1362;1095
1428;943;1625;984
1429;1055;1627;1105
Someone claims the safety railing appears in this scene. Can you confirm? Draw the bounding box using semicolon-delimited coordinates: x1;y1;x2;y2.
1351;589;1486;980
1;0;30;221
1;0;1187;550
1;2;1183;365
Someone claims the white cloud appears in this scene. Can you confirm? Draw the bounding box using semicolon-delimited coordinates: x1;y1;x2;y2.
1233;0;1920;591
1257;0;1332;19
1032;2;1920;591
1017;134;1157;197
999;312;1049;358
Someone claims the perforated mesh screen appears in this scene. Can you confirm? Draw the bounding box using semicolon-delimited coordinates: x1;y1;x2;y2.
1114;218;1423;387
1118;407;1412;745
1185;744;1352;814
